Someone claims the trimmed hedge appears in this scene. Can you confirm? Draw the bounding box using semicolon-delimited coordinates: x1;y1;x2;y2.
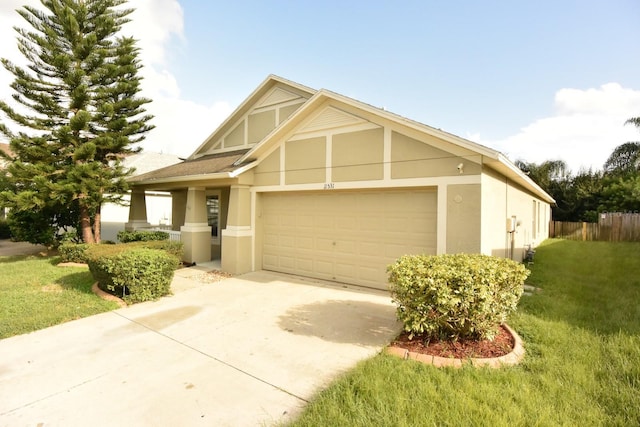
60;240;183;264
85;244;179;303
387;254;529;341
127;240;184;260
117;230;169;243
59;242;90;263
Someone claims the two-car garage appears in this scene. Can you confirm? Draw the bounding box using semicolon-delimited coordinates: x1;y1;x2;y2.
260;188;438;290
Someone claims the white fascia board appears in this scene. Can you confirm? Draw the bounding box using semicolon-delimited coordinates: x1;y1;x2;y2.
131;172;233;187
229;161;259;177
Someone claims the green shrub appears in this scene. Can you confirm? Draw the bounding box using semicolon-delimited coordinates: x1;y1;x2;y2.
387;254;529;341
129;240;184;260
85;244;131;293
59;242;90;263
86;245;179;303
117;230;169;243
0;219;10;239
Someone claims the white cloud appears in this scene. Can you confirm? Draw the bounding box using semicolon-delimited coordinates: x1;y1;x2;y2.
126;0;185;66
0;0;232;157
122;0;232;157
472;83;640;173
143;98;232;157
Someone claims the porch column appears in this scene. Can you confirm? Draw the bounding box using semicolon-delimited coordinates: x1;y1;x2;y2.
180;187;211;263
170;189;187;231
222;184;252;274
125;188;151;231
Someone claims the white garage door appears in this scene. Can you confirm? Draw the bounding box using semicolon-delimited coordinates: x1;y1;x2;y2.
261;189;437;289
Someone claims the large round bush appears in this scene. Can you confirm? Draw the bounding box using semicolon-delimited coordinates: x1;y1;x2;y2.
387;254;529;341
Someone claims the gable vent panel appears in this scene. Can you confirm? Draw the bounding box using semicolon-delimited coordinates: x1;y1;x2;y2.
257;88;301;108
299;107;367;133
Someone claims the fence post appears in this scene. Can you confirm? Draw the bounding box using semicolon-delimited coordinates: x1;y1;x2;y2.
582;222;587;241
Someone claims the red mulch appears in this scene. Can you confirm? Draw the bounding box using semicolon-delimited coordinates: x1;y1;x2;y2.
391;325;514;359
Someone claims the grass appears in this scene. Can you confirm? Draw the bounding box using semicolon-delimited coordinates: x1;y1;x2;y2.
288;239;640;426
0;255;120;339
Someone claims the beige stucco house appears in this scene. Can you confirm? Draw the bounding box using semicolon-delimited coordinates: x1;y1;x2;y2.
127;75;553;290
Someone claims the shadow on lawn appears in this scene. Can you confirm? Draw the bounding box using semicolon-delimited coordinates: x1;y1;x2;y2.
53;271;96;295
0;255;31;264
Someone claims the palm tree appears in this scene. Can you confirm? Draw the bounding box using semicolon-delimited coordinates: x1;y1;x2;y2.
515;159;570;191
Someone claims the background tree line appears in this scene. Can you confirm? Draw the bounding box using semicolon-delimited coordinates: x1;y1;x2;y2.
516;118;640;222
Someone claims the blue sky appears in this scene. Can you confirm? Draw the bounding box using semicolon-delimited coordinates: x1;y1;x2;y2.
1;0;639;172
173;0;638;136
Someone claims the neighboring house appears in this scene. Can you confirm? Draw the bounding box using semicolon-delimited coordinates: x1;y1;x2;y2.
0;143;14;219
101;151;181;241
127;75;554;290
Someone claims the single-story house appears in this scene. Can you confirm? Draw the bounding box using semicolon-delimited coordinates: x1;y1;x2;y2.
127;75;554;290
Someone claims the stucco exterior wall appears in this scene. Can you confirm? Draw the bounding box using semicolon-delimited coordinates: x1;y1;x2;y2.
481;169;509;258
391;132;482;179
248;110;276;144
446;184;482;254
252;121;482;190
481;167;551;261
253;148;280;186
332;128;384;182
224;123;244;148
284;137;325;184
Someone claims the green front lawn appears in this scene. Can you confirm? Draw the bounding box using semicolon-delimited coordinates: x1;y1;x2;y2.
289;239;640;426
0;255;120;339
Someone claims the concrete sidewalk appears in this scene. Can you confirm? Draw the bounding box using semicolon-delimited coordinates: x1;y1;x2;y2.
0;269;401;426
0;239;48;257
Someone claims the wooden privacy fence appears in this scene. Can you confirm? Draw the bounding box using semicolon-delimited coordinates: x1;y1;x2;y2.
550;213;640;242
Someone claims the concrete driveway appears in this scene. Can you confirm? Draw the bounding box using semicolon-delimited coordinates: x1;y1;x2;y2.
0;239;48;257
0;270;401;426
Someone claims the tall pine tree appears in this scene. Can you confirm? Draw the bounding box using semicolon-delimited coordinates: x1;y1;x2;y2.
0;0;153;244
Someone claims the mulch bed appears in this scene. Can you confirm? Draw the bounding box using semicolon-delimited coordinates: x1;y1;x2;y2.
391;324;515;359
192;270;233;284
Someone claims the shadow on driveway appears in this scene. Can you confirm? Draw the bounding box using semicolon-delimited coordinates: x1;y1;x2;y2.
279;299;399;346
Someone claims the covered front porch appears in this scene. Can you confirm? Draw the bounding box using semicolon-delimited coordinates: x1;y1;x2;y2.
125;150;256;275
126;184;253;275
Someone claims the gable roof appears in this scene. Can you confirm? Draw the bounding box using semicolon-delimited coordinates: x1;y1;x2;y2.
189;75;316;159
130;76;554;204
236;89;555;203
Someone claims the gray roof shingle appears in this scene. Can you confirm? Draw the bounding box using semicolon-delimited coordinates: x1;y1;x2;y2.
129;149;250;183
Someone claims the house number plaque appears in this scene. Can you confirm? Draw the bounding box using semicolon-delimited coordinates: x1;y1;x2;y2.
323;183;335;190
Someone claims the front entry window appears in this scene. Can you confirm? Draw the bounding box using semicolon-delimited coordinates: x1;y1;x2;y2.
206;195;219;237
